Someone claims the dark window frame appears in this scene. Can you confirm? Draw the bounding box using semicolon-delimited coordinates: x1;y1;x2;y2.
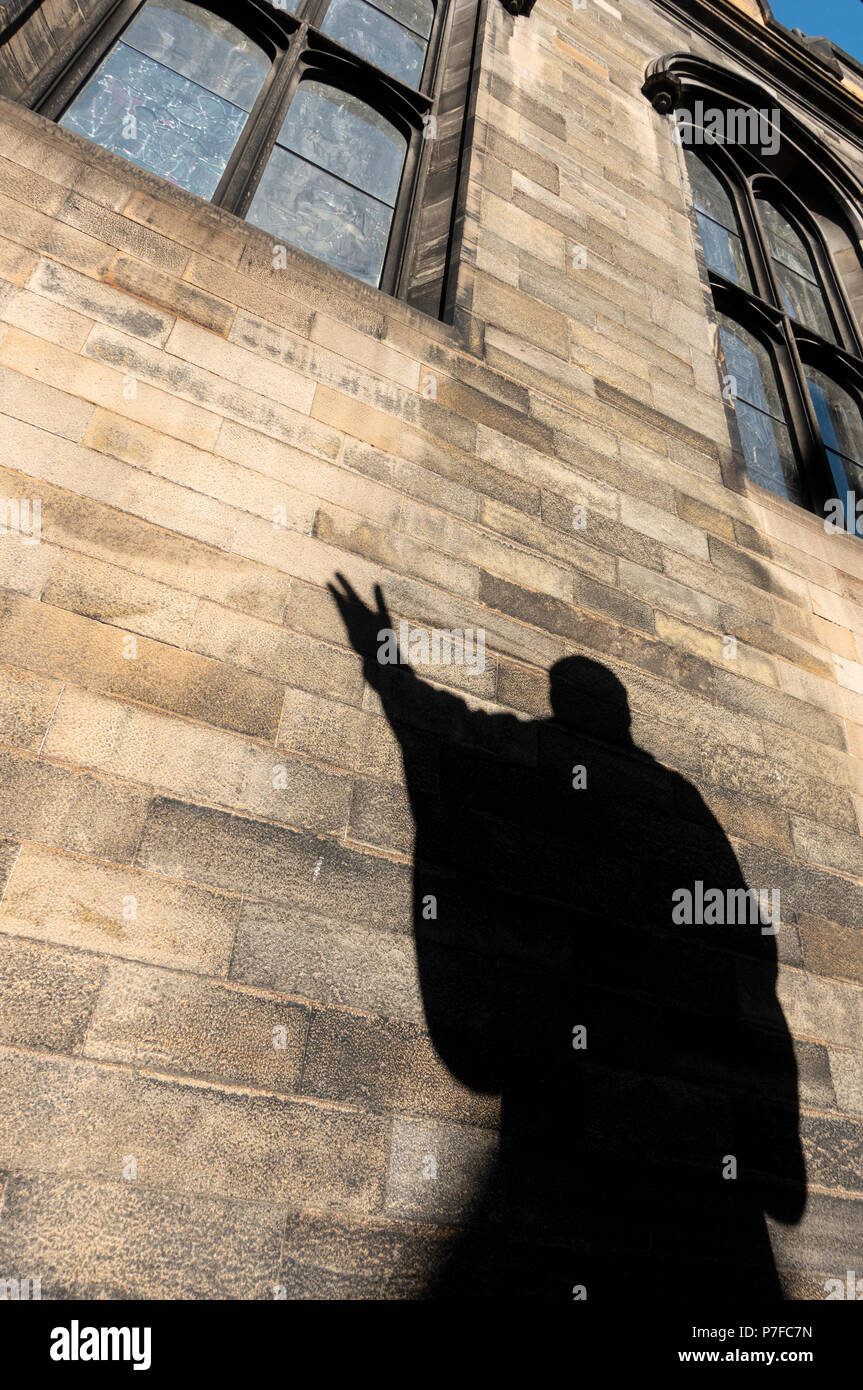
686;130;863;525
35;0;449;296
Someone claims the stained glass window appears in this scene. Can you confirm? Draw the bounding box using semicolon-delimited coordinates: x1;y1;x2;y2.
717;315;803;504
320;0;435;87
684;151;751;290
673;88;863;534
247;81;407;286
59;0;269;199
806;369;863;533
50;0;456;295
757;199;838;344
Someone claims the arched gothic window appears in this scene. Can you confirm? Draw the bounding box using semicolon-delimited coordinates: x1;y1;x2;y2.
39;0;451;292
805;369;863;521
645;58;863;538
686;139;863;534
755;196;839;345
58;1;270;200
246;81;408;287
715;314;802;505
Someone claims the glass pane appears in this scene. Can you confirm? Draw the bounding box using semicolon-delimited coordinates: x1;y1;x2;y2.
735;400;804;504
277;81;406;206
758;198;837;344
717;316;803;504
807;369;863;469
807;370;863;533
685;151;751;290
60;42;250;198
821;449;863;532
372;0;434;36
247;147;393;286
718;318;784;420
123;0;269;111
320;0;427;86
684;150;736;230
695;211;750;289
773;263;837;343
758;201;814;280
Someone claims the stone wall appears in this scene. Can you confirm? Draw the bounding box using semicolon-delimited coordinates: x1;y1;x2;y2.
0;0;861;1298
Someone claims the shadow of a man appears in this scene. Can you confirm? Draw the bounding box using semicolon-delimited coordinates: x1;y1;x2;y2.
330;575;806;1300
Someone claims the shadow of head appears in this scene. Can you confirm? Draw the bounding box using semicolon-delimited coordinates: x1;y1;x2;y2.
549;655;634;749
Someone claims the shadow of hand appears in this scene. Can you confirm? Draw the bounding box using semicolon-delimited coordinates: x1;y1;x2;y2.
327;573;393;662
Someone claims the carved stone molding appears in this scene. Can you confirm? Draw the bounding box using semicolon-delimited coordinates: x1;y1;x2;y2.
643;52;863;240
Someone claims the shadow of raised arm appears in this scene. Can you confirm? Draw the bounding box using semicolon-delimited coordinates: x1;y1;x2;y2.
327;573;466;721
329;574;502;1092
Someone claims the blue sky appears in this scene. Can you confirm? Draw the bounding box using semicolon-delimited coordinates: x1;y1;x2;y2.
769;0;863;62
